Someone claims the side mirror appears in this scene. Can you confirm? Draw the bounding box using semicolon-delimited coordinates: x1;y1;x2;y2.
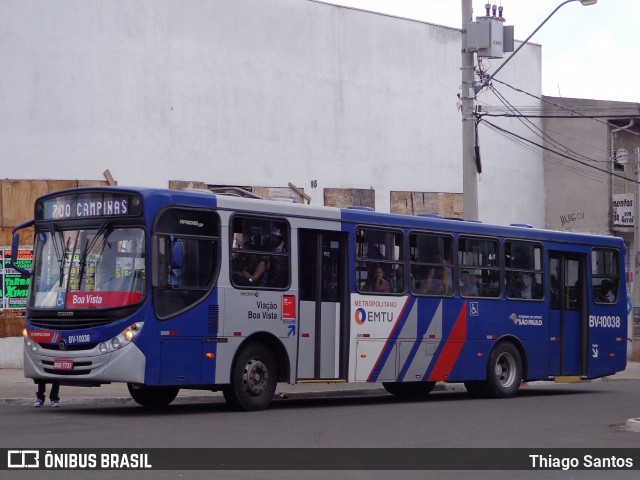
10;220;34;278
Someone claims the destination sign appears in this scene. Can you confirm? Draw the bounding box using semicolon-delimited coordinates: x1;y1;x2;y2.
37;192;142;221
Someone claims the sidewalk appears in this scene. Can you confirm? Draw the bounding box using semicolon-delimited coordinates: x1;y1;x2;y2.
1;362;638;407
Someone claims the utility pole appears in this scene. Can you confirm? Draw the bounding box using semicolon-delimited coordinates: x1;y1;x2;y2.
461;0;596;222
461;0;478;221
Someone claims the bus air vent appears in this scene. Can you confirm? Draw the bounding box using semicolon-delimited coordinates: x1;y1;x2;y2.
208;305;220;334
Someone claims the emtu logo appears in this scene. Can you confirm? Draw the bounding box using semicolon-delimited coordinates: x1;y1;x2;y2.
354;308;367;325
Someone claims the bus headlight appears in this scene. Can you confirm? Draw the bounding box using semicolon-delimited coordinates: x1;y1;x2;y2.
24;330;38;352
99;322;143;354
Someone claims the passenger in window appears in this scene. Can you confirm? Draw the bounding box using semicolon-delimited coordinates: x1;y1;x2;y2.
507;271;532;298
271;227;286;252
269;227;288;288
232;253;267;287
599;279;616;303
364;264;391;293
459;270;478;296
423;254;451;294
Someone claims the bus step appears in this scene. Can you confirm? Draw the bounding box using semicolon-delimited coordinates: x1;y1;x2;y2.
554;376;581;383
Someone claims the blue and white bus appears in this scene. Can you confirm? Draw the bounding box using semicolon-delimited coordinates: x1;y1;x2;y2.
11;187;627;410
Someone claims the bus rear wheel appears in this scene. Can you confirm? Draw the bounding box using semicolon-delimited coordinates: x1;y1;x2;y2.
224;342;277;411
127;384;180;408
382;381;435;398
485;342;522;398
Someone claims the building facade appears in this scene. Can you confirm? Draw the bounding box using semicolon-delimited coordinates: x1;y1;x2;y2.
543;96;640;358
0;0;544;225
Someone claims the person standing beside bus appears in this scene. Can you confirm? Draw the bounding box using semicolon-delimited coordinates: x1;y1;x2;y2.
34;380;61;408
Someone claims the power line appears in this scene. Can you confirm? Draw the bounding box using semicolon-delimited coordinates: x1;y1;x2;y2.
482;120;639;185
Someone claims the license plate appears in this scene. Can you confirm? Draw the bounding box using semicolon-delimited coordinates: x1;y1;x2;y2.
53;359;73;370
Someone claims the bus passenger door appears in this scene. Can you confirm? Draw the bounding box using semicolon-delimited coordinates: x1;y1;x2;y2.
297;230;349;380
549;252;586;376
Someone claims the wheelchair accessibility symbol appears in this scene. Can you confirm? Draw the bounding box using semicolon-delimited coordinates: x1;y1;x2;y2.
470;302;479;316
56;292;65;308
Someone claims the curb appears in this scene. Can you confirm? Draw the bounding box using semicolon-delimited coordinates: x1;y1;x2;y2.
625;418;640;433
0;384;466;407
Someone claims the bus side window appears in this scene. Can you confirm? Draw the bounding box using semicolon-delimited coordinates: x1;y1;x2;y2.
504;241;544;301
152;208;219;319
591;249;619;304
457;237;500;298
230;216;290;290
355;227;404;294
409;232;454;297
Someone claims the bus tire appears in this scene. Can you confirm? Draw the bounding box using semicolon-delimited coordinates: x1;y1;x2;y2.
127;384;180;408
224;342;277;411
382;381;435;398
485;342;522;398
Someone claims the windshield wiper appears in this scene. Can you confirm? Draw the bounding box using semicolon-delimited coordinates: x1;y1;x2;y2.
49;224;68;287
78;221;112;289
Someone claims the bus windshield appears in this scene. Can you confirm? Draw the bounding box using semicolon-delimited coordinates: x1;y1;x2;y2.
30;225;146;309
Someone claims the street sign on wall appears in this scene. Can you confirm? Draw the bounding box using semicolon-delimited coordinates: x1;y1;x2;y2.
612;194;634;227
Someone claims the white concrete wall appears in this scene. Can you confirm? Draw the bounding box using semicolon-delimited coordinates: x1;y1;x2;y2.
0;0;543;224
0;338;23;368
543;98;612;234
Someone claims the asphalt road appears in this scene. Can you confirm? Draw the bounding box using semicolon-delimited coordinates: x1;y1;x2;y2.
1;379;639;480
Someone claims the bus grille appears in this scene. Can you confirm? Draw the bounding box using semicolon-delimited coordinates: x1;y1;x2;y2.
29;318;115;330
42;359;93;375
39;343;99;351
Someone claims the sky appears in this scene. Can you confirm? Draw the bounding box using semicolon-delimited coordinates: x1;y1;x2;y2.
316;0;640;103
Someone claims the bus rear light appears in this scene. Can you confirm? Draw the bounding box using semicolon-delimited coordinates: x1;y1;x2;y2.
234;332;242;336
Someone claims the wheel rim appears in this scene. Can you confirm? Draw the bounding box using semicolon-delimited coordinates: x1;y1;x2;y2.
494;352;517;388
242;357;269;397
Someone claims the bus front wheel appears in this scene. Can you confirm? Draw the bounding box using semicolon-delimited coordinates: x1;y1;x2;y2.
485;342;522;398
127;384;180;408
224;342;277;411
